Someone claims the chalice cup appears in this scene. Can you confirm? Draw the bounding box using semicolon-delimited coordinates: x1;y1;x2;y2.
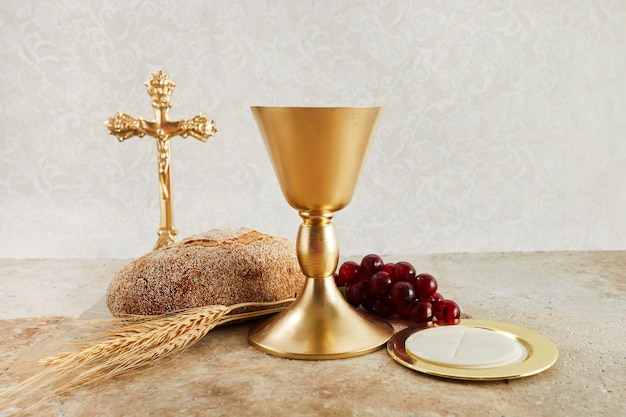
248;106;394;359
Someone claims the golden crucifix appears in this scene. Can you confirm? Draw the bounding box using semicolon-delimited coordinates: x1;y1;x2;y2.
106;70;217;250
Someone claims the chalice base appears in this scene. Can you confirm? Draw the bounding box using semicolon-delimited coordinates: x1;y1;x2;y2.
248;276;394;360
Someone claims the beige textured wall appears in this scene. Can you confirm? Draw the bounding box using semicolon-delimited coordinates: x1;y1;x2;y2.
1;0;625;258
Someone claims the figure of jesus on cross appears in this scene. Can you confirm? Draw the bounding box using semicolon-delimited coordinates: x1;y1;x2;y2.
106;71;217;250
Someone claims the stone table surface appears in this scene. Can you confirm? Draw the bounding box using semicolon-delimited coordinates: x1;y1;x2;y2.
0;252;624;417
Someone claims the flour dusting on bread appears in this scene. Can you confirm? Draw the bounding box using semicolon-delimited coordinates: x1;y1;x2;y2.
106;228;305;316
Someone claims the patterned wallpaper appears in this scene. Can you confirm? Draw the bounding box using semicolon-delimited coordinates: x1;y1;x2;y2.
0;0;625;258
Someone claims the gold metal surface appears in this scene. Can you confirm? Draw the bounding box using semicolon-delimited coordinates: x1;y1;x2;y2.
251;107;379;213
248;106;394;359
250;277;395;359
387;320;559;380
106;71;218;250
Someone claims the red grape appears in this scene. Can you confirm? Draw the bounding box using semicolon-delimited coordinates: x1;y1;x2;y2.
383;262;395;274
410;300;433;323
429;292;444;303
389;281;416;308
396;302;414;320
414;273;438;298
370;271;392;296
391;261;416;283
371;296;395;318
432;299;460;325
360;254;384;276
362;293;376;312
345;280;369;307
337;261;360;286
356;270;372;283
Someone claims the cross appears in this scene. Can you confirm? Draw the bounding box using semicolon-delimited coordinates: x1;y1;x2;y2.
106;70;217;250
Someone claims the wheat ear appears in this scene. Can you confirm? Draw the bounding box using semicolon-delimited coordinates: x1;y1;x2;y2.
0;299;293;414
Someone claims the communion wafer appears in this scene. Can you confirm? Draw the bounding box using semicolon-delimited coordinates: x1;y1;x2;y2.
106;228;306;317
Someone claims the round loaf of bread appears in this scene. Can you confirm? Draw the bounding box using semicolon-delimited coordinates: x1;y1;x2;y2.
106;228;305;317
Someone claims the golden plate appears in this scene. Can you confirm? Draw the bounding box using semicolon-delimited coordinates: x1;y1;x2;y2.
387;319;558;381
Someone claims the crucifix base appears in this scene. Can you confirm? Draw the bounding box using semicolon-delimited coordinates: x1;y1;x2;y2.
155;228;178;250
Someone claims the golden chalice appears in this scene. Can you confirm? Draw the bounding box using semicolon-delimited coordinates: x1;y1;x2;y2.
248;106;394;359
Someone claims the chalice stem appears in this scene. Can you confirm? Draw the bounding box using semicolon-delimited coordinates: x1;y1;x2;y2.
296;212;339;279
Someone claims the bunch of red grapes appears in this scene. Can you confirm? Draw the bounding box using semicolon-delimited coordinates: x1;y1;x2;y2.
334;254;461;325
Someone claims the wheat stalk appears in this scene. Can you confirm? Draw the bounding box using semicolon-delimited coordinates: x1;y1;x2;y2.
0;299;293;414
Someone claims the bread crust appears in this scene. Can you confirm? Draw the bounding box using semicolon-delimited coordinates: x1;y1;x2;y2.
106;228;305;317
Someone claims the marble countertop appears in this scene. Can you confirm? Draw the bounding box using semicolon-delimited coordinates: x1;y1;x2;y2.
0;252;624;416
